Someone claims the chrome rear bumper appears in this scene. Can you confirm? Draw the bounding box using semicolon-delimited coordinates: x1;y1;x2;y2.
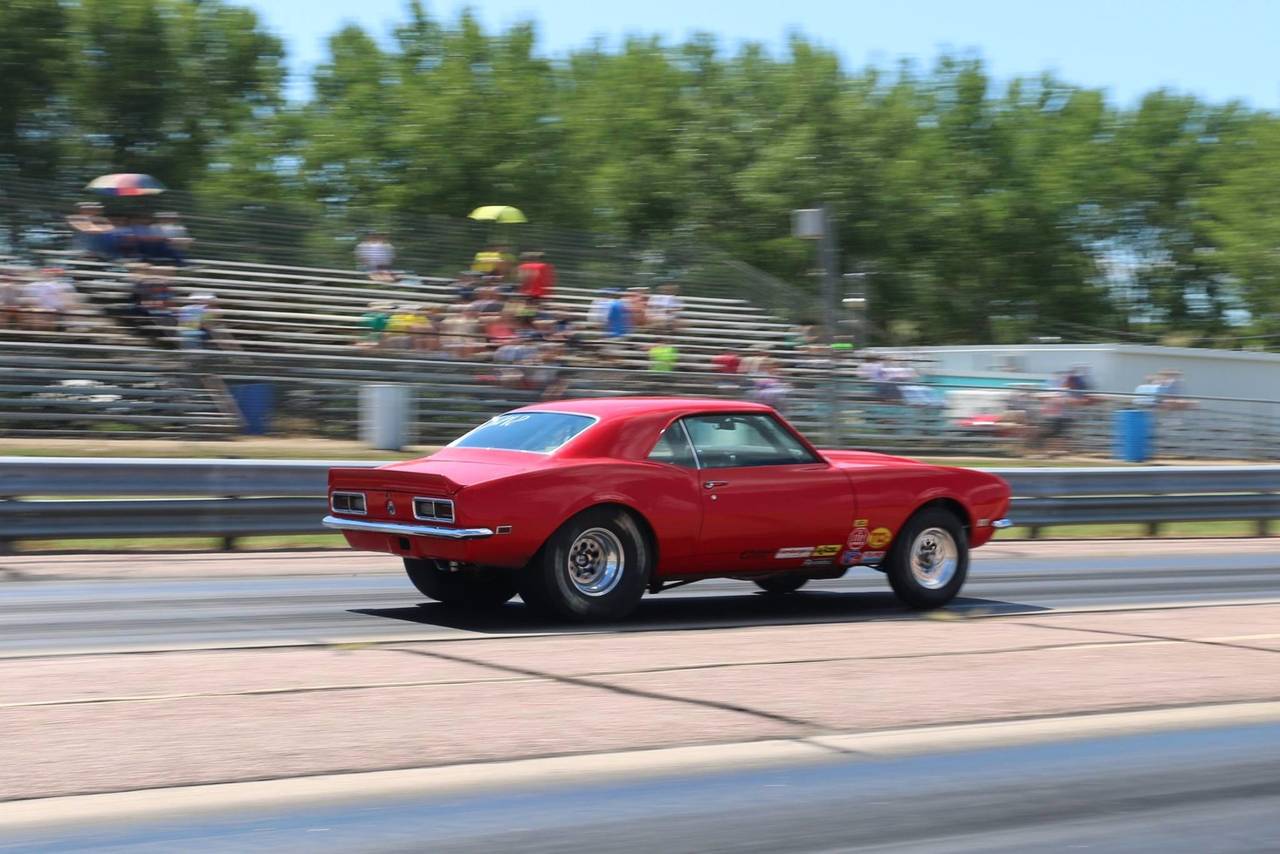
322;515;493;540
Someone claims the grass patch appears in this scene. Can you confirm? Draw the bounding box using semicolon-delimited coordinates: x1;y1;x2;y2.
1000;520;1270;539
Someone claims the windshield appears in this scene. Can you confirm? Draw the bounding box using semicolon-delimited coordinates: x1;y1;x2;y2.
449;412;596;454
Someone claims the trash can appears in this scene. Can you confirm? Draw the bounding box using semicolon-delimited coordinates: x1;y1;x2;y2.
360;384;414;450
227;383;274;436
1114;409;1152;463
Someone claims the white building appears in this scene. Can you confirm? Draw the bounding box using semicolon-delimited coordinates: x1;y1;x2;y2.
880;343;1280;404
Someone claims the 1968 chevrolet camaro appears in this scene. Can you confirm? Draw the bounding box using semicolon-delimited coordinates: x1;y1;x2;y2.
324;397;1012;621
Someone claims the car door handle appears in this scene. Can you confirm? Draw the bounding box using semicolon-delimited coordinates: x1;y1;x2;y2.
703;480;729;489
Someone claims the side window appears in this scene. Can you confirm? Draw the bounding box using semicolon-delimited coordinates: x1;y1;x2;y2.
683;414;819;468
647;423;698;468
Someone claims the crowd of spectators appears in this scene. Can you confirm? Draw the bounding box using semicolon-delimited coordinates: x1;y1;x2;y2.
346;243;815;403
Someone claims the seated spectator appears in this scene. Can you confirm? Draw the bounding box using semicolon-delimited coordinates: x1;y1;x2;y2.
648;282;683;332
453;270;481;302
747;357;792;412
711;350;741;375
473;244;515;279
472;285;504;315
587;288;616;329
66;202;118;259
625;286;650;329
1133;375;1163;407
1157;370;1193;410
517;251;555;301
356;232;396;282
484;308;517;345
357;301;392;348
155;212;193;264
648;339;679;373
177;292;220;350
131;216;185;265
529;342;569;400
740;348;770;378
440;304;481;359
386;304;424;348
25;267;79;332
419;305;446;354
0;269;21;329
603;290;631;339
126;265;177;337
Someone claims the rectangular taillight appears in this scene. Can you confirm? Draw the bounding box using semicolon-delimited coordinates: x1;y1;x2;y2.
413;497;455;523
331;491;367;515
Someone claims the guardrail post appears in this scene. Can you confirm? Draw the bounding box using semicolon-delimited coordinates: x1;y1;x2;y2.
1146;522;1160;537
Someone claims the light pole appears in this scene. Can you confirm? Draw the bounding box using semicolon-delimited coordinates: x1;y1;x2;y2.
792;205;842;445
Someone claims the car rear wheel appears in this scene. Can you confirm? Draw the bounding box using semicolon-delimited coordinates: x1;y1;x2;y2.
518;507;650;621
884;507;969;609
403;559;517;608
753;573;808;594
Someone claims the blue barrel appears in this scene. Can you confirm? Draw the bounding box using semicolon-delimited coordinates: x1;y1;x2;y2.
228;383;274;435
1114;409;1152;462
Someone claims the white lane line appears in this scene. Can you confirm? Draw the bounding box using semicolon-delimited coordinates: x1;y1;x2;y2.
4;700;1279;830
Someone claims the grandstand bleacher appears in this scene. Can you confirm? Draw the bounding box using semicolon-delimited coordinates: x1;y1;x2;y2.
8;251;1266;458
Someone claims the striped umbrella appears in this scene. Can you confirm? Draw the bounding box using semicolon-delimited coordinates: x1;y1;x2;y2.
86;173;167;197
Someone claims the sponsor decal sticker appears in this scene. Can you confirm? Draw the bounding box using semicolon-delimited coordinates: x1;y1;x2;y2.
867;527;893;549
839;549;862;566
861;550;886;562
846;527;868;549
854;518;868;528
802;558;834;567
774;547;814;560
812;544;840;558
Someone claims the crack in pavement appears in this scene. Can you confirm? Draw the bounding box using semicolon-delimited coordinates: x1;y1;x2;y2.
388;646;840;741
3;635;1205;710
1017;621;1280;655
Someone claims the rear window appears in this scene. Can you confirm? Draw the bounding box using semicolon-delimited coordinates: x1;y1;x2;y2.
450;412;595;454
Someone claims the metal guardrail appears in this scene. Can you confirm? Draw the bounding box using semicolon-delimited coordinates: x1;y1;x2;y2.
1;458;1278;545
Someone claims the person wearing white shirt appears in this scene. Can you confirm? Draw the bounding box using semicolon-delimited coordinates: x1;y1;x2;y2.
648;282;683;331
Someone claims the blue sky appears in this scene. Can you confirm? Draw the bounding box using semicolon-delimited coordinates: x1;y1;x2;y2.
243;0;1278;108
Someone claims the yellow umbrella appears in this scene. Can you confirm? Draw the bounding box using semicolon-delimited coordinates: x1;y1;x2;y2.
468;205;527;224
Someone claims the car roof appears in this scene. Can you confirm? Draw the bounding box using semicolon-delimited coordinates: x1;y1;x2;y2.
514;397;775;421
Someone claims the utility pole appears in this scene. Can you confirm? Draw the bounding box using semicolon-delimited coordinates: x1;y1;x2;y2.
792;205;842;445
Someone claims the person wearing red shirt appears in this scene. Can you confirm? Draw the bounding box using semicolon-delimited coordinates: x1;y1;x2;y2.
518;251;556;300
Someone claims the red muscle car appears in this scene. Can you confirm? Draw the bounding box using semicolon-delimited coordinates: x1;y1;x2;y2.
324;398;1011;621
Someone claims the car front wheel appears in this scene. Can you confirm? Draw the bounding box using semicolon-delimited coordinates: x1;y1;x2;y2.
403;559;517;608
519;507;650;621
884;508;969;609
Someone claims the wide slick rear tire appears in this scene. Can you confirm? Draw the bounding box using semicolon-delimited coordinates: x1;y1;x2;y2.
518;507;650;621
403;559;518;608
884;507;969;609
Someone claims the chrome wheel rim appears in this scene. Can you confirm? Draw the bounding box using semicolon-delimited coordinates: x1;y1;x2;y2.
566;527;625;597
909;527;958;590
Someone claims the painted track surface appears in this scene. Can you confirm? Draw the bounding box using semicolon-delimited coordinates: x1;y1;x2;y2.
2;539;1279;844
3;539;1280;655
